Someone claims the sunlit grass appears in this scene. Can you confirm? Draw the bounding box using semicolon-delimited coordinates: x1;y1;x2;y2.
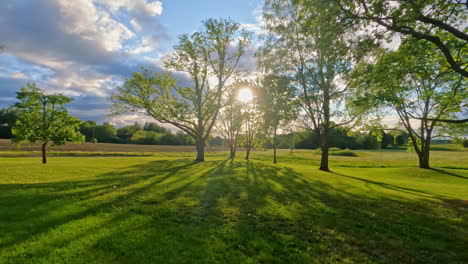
0;149;467;263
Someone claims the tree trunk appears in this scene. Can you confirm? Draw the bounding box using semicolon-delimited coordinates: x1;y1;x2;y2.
418;139;431;169
273;127;277;164
41;142;47;164
229;146;236;159
245;146;251;160
195;140;205;162
319;133;329;171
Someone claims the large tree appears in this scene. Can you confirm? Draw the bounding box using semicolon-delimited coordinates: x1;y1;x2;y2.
112;18;251;161
337;0;468;78
260;0;359;171
350;39;466;168
12;83;84;164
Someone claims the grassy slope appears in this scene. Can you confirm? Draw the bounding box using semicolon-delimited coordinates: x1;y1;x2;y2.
0;150;467;264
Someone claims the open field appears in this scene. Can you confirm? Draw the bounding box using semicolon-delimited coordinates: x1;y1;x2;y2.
1;147;467;263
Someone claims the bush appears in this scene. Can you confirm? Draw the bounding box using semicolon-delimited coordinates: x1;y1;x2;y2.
130;131;164;145
330;149;359;157
329;147;342;151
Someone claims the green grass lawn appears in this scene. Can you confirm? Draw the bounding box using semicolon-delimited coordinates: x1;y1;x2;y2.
1;149;467;263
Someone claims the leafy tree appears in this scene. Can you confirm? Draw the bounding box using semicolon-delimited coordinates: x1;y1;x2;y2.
143;122;171;134
258;74;297;163
116;122;142;143
112;18;251;161
12;83;84;164
216;81;245;159
208;135;226;147
0;108;18;138
130;130;163;145
79;120;97;142
261;0;359;171
239;84;264;160
338;0;468;78
350;39;466;168
94;123;117;143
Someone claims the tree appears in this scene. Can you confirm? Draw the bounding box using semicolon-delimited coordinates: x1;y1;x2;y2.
112;18;251;161
12;83;84;164
338;0;468;78
350;39;466;168
261;0;359;171
94;123;117;143
0;108;18;139
240;84;264;161
143;122;171;134
116;122;142;143
258;74;297;163
216;82;245;159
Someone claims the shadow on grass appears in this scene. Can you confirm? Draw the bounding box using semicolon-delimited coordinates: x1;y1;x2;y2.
0;159;467;263
429;168;468;179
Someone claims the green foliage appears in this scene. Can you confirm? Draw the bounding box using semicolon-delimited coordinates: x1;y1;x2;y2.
350;38;467;168
329;149;359;157
215;81;245;154
116;122;142;143
339;0;468;77
0;108;18;139
130;130;164;145
112;18;251;161
12;83;84;147
143;122;170;134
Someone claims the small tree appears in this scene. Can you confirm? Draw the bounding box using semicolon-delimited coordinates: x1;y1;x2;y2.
258;74;297;164
12;83;84;164
216;82;245;159
240;84;264;161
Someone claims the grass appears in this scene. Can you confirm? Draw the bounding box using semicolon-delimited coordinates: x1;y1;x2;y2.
0;139;227;153
0;148;467;263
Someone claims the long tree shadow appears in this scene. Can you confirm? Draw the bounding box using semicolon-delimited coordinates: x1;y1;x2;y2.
429;168;468;179
1;159;467;264
0;159;209;250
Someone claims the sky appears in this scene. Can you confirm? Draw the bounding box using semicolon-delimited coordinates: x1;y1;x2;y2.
0;0;263;126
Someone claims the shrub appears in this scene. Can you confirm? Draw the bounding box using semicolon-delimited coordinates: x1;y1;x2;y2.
330;149;359;157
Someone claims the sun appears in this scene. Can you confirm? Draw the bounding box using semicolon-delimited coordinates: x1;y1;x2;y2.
238;88;253;103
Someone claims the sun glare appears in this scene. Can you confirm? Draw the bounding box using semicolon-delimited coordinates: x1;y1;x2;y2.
238;88;253;103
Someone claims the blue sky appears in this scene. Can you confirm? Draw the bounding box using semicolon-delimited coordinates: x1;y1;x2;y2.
0;0;263;125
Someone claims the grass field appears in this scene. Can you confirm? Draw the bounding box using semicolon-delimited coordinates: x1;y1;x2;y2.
0;145;467;263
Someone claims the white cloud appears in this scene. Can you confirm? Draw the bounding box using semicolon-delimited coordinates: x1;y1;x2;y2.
131;19;142;32
98;0;163;17
56;0;135;52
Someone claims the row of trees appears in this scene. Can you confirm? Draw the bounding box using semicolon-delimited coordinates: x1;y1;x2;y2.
4;1;466;168
110;1;466;170
79;121;194;145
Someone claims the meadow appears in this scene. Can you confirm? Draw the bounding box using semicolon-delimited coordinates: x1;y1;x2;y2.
0;145;467;263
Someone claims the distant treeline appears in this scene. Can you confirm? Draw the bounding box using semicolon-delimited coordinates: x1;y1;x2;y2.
79;121;194;145
0;108;448;149
210;126;410;150
0;108;194;145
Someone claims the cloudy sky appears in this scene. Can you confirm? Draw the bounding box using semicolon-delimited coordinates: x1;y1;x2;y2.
0;0;262;126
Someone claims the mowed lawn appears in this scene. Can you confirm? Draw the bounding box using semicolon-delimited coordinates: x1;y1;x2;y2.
0;149;467;263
